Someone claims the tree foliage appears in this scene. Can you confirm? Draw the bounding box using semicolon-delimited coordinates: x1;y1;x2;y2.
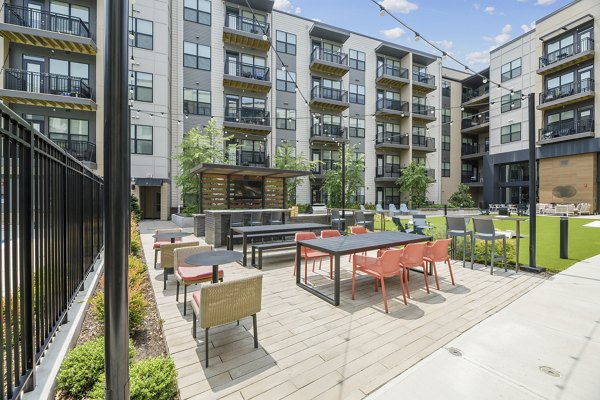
448;183;475;208
322;144;364;208
273;143;318;205
396;162;433;208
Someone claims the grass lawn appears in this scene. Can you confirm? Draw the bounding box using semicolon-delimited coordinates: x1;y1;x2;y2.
373;214;600;274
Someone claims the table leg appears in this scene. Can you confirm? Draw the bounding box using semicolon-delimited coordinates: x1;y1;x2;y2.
212;265;219;283
334;255;340;306
515;221;520;273
170;238;175;244
242;233;248;266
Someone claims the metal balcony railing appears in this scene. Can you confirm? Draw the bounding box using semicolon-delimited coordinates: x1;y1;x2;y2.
224;107;271;126
461;142;489;156
375;132;409;145
312;159;336;174
376;98;409;113
3;4;91;38
539;37;594;68
462;84;490;103
376;64;409;79
539;118;594;142
461;111;490;129
412;72;435;86
224;13;270;37
376;165;402;178
426;169;436;179
4;68;92;99
311;47;348;66
224;60;270;81
53;139;96;163
412;135;435;149
412;103;435;116
539;78;594;104
311;123;344;138
311;85;348;102
462;174;481;183
234;150;268;167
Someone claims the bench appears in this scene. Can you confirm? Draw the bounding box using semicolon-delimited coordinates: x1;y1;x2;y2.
251;241;297;269
229;230;303;249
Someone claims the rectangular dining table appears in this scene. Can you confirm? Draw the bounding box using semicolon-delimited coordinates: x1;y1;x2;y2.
296;231;432;306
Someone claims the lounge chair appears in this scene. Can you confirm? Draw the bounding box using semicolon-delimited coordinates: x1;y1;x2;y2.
376;204;384;212
399;203;409;215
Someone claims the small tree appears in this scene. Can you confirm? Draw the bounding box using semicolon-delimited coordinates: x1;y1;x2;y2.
322;144;364;208
448;183;475;208
396;162;433;208
274;143;318;205
174;119;235;212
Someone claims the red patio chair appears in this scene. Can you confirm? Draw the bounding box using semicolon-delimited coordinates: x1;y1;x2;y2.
424;239;455;289
399;242;429;297
349;225;370;262
294;232;333;282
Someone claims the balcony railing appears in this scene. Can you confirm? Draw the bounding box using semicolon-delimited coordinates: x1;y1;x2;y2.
234;150;268;167
539;78;594;104
312;159;336;174
4;68;92;99
3;4;91;38
413;72;435;86
224;61;270;81
539;37;594;68
461;111;490;129
539;118;594;142
311;85;348;102
225;14;270;37
412;135;435;149
375;132;409;145
376;64;409;79
224;107;271;126
376;165;402;178
462;84;490;103
53;139;96;163
311;123;344;138
311;47;348;66
412;103;435;116
462;174;481;183
376;98;409;113
461;142;489;156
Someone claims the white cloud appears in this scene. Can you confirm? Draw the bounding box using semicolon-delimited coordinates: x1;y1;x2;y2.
473;3;481;10
521;21;536;32
466;50;490;66
435;40;454;50
380;27;406;39
484;6;495;14
379;0;418;14
274;0;301;14
517;0;528;2
483;24;512;48
535;0;556;5
294;7;301;14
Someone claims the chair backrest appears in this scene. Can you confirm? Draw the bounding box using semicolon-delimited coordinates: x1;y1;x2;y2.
354;211;365;223
160;241;200;269
199;274;263;329
321;229;341;238
174;245;213;268
399;242;427;268
295;232;318;256
331;209;340;219
413;214;427;225
251;212;263;224
446;216;467;232
424;239;451;262
350;226;368;235
399;203;409;213
581;203;591;213
154;228;182;242
379;249;404;275
389;204;397;211
376;204;384;212
230;213;244;226
392;217;406;232
472;218;495;235
360;205;366;211
270;212;282;223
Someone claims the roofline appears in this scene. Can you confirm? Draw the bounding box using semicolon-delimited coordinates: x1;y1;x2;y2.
491;29;535;54
536;0;582;24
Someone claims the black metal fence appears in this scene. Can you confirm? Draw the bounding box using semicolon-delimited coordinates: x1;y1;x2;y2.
4;69;92;99
0;103;103;399
3;4;91;38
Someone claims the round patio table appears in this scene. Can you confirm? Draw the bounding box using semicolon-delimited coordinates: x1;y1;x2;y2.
152;231;192;243
185;250;242;283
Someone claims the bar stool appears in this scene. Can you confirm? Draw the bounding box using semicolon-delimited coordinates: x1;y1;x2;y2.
331;209;346;232
471;218;507;275
445;216;472;268
354;211;374;231
250;212;263;226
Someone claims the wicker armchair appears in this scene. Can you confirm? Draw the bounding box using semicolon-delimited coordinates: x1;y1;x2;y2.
173;245;222;315
153;228;182;269
191;274;263;367
160;241;199;290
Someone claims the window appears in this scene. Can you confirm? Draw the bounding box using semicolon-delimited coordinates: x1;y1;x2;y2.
442;162;450;177
276;69;296;92
184;0;211;25
183;41;210;70
501;58;521;82
129;71;153;102
129;17;153;50
442;108;451;123
276;108;296;130
183;88;210;115
442;134;451;151
349;118;365;137
349;49;365;70
442;80;451;97
48;117;89;142
131;125;153;155
276;31;296;55
501;90;522;112
501;123;521;144
349;84;365;104
50;59;88;79
50;1;89;27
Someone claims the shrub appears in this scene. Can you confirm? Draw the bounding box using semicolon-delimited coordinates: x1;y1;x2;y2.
57;336;134;398
90;289;147;336
130;194;142;222
130;215;143;257
128;255;148;288
454;237;517;266
448;184;475;208
296;204;310;214
363;203;376;210
88;357;178;400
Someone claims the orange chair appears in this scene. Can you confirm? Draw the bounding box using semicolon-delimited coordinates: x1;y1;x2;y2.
321;229;342;238
424;239;455;289
398;242;429;297
352;249;406;313
349;225;369;261
294;232;333;282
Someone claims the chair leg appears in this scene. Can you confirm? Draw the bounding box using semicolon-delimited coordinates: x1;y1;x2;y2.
490;238;495;275
192;310;197;338
432;261;440;290
375;278;378;292
503;237;507;272
380;278;389;313
319;257;323;271
163;269;167;290
399;274;407;305
154;249;159;269
351;268;356;300
484;240;488;268
304;258;308;284
404;268;411;298
253;314;258;348
470;236;475;269
447;258;455;286
205;328;210;368
176;281;180;301
183;285;188;316
422;263;430;294
462;235;467;268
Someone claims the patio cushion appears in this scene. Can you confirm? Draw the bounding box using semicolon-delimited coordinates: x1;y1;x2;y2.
153;241;169;249
177;266;223;282
192;291;201;306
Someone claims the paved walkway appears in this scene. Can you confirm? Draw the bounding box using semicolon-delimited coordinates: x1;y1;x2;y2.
369;254;600;400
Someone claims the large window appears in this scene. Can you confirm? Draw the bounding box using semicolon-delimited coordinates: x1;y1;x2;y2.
276;31;296;55
442;134;450;151
501;90;522;112
48;117;89;142
442;162;450;177
183;88;210;115
184;0;211;25
128;17;153;50
50;59;88;79
349;49;365;70
349;84;365;104
442;108;451;123
130;125;153;155
129;71;153;102
442;79;451;97
501;123;521;144
276;108;296;130
183;41;210;70
349;118;365;137
50;1;89;26
501;58;521;82
276;69;296;92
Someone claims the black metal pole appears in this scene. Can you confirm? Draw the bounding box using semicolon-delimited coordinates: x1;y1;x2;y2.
341;140;346;230
528;93;536;271
560;216;568;259
104;0;130;397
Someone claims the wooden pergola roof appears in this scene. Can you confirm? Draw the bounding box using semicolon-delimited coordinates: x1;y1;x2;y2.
192;163;313;178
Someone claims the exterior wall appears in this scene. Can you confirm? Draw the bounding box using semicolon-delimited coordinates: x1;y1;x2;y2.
539;153;596;209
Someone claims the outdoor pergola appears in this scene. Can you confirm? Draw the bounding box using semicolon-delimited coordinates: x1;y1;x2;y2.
192;163;312;211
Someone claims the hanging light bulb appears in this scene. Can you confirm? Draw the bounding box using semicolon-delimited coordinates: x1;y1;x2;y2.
130;56;135;64
483;78;488;84
281;65;286;71
129;31;135;40
379;6;385;16
262;34;268;41
177;120;181;125
442;52;448;60
414;32;421;41
185;114;189;119
460;107;464;111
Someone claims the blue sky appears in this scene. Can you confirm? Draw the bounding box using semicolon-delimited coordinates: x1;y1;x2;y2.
273;0;573;69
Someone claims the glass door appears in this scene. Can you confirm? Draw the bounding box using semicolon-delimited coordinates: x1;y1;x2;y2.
26;1;43;30
24;56;44;93
578;65;593;92
226;52;239;77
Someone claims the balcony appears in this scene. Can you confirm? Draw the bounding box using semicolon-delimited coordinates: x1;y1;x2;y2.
462;85;490;107
462;174;483;186
375;98;409;119
53;139;96;165
461;111;490;134
375;64;409;89
426;168;436;181
538;118;594;145
223;14;270;52
537;37;594;75
412;104;436;122
312;159;336;176
461;142;489;160
0;69;96;111
0;4;96;54
309;47;349;77
232;150;269;167
375;165;402;182
412;135;436;152
223;107;272;135
310;86;349;112
412;72;436;93
310;124;344;143
223;61;271;93
375;132;409;150
537;78;594;111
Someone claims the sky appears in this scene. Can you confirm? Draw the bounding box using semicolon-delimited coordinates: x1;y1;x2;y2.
272;0;574;70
